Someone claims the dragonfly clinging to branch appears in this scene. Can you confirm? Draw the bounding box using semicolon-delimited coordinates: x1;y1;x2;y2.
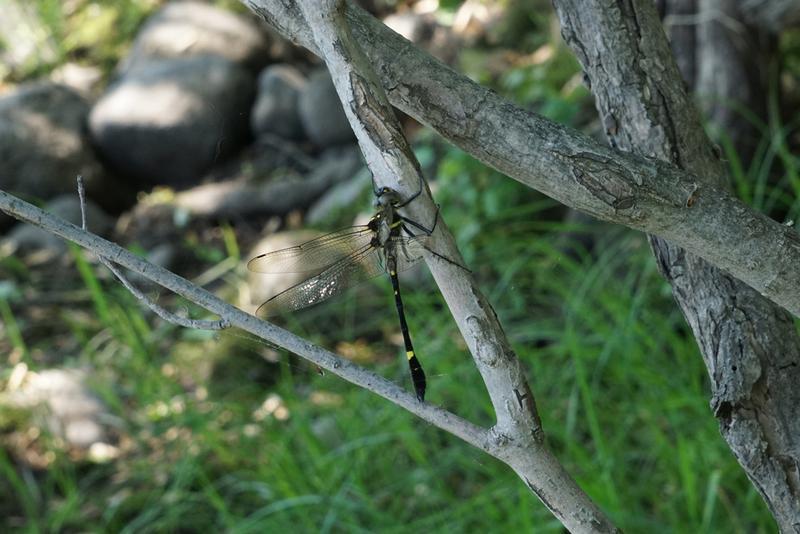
248;177;447;401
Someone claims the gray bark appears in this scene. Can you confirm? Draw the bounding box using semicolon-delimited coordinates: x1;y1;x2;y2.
240;0;800;318
553;0;800;530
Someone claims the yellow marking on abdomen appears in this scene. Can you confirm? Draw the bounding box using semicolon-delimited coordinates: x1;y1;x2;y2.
406;351;415;359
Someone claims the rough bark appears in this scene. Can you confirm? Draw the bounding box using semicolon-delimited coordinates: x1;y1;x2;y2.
553;0;800;530
240;0;800;318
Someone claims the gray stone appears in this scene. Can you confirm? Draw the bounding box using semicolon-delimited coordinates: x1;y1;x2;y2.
89;55;254;188
305;145;363;192
298;69;354;147
383;12;436;43
306;166;371;225
0;83;105;202
171;144;362;219
1;367;110;450
251;64;306;140
120;1;271;74
50;63;104;99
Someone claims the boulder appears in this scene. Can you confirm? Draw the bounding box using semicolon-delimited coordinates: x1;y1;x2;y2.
0;83;105;202
120;1;271;74
170;144;362;219
89;55;254;189
251;64;306;140
1;366;111;451
298;69;354;147
306;167;371;225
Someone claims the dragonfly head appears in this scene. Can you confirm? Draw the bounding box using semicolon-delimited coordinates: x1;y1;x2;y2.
375;186;401;207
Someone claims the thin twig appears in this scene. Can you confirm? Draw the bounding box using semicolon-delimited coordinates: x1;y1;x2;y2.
75;176;229;331
0;188;490;450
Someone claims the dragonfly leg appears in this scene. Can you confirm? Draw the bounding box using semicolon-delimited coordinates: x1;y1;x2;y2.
395;174;426;208
400;221;470;273
399;204;439;237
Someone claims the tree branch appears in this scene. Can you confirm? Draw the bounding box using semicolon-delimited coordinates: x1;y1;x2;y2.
553;0;800;528
241;0;800;318
292;1;617;531
76;176;230;331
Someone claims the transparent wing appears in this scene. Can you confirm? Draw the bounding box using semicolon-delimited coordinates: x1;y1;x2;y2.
256;242;384;317
247;226;374;274
254;236;427;318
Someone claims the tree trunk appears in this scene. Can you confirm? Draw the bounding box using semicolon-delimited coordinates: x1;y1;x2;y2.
554;0;800;530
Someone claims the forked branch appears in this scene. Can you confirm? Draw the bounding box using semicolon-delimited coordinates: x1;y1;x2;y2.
294;0;617;531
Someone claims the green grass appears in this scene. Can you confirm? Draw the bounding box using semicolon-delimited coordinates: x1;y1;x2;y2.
0;166;777;531
1;2;792;531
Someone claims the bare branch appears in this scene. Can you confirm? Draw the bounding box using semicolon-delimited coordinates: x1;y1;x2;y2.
0;188;489;450
241;0;800;318
76;176;229;331
292;1;618;532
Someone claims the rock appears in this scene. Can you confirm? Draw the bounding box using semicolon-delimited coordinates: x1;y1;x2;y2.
120;1;271;74
1;366;110;450
305;145;363;192
2;195;113;258
50;63;104;99
251;64;306;140
89;55;254;189
0;83;105;202
306;166;371;225
171;144;362;219
298;69;354;147
383;10;460;64
383;12;437;43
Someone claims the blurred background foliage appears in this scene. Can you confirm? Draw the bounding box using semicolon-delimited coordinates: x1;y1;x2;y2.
1;0;798;532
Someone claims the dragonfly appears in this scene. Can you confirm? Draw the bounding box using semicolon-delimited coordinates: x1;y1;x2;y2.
247;179;441;402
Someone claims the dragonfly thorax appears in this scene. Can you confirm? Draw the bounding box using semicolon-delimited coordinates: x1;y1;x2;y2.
371;203;399;246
